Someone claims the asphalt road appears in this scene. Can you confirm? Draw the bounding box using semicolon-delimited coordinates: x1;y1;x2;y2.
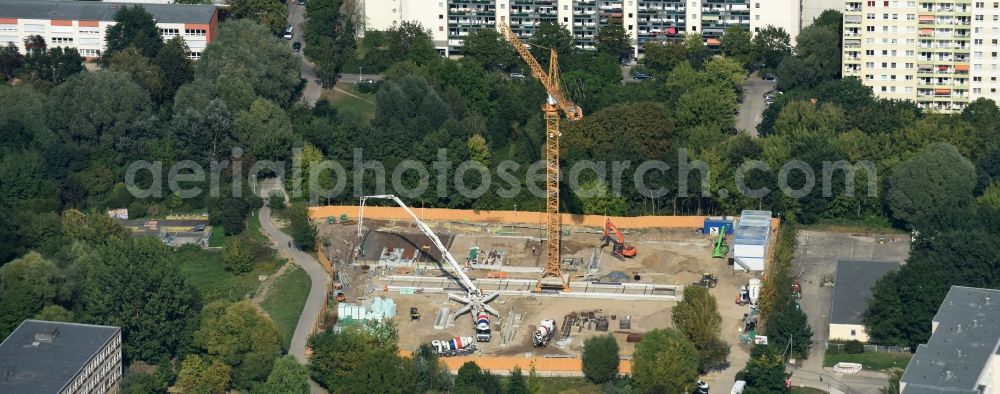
287;2;383;105
736;74;777;137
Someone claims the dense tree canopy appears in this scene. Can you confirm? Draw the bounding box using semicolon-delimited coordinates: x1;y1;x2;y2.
582;335;620;384
197;20;301;107
104;5;163;60
673;286;730;372
632;328;699;393
888;143;977;230
78;237;200;361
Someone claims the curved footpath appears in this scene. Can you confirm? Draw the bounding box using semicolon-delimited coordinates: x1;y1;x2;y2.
258;206;330;394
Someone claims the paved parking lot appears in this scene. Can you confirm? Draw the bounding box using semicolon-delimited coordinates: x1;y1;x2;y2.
737;74;777;136
789;229;911;393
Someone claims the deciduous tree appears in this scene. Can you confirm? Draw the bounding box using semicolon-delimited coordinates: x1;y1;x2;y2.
109;47;168;102
743;345;787;393
78;237;200;361
721;26;754;67
641;41;687;75
632;328;699;393
582;334;620;384
596;25;632;61
753;26;792;69
197;20;300;106
104;5;163;60
195;301;282;389
155;36;195;100
463;29;518;71
227;0;289;34
175;354;231;394
235;98;296;161
673;286;729;372
0;252;64;336
888;143;976;229
258;355;310;394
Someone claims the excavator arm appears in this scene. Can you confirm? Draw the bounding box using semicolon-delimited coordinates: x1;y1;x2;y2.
604;218;626;245
497;23;583;120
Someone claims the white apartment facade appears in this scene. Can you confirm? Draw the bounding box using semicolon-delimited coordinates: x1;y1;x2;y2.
361;0;803;56
0;0;218;59
841;0;1000;112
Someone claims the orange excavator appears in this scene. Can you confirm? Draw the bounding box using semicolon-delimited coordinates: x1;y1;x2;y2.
601;219;637;259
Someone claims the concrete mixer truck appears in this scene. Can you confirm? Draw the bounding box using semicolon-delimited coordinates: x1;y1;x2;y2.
431;336;477;357
532;320;557;347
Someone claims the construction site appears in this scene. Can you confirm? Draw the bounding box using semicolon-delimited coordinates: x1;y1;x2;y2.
311;201;778;377
304;25;778;380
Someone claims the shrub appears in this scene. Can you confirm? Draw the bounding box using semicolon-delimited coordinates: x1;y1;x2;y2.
845;340;864;354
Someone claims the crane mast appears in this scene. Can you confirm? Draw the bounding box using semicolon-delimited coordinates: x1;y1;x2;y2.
358;195;500;327
498;23;583;291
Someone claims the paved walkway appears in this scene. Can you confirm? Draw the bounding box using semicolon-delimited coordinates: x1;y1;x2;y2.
258;206;330;394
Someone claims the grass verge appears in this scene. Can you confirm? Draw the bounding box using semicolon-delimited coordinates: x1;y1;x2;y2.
322;83;376;119
261;266;312;351
824;351;912;371
175;245;280;303
208;226;225;247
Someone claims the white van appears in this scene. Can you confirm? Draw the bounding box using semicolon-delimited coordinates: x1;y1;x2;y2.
283;26;293;40
731;380;746;394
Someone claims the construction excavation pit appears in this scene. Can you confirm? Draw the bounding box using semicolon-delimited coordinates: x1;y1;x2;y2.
314;202;767;371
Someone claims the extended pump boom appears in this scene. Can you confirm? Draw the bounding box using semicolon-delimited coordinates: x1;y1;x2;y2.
358;195;500;322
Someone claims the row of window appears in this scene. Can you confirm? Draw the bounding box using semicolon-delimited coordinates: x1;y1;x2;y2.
857;0;1000;10
0;24;204;37
0;24;100;34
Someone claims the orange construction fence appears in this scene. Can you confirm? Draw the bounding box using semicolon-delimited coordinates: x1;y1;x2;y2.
309;205;778;230
399;351;631;375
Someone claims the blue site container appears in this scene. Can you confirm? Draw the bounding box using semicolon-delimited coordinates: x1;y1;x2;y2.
703;218;734;235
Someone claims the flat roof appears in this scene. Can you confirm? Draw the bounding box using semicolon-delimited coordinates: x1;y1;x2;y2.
901;286;1000;394
0;0;216;24
734;210;772;246
0;320;120;393
829;260;899;325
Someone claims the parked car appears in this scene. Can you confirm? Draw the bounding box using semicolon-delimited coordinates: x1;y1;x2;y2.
762;73;778;81
283;26;293;40
633;72;653;80
192;224;206;232
297;0;306;4
292;41;301;52
509;72;527;79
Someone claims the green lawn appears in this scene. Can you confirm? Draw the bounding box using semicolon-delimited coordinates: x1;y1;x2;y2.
261;266;311;351
175;245;280;303
323;83;376;119
208;226;225;247
524;377;602;394
824;351;913;371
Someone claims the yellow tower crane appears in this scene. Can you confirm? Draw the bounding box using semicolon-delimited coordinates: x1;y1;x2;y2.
498;23;583;292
